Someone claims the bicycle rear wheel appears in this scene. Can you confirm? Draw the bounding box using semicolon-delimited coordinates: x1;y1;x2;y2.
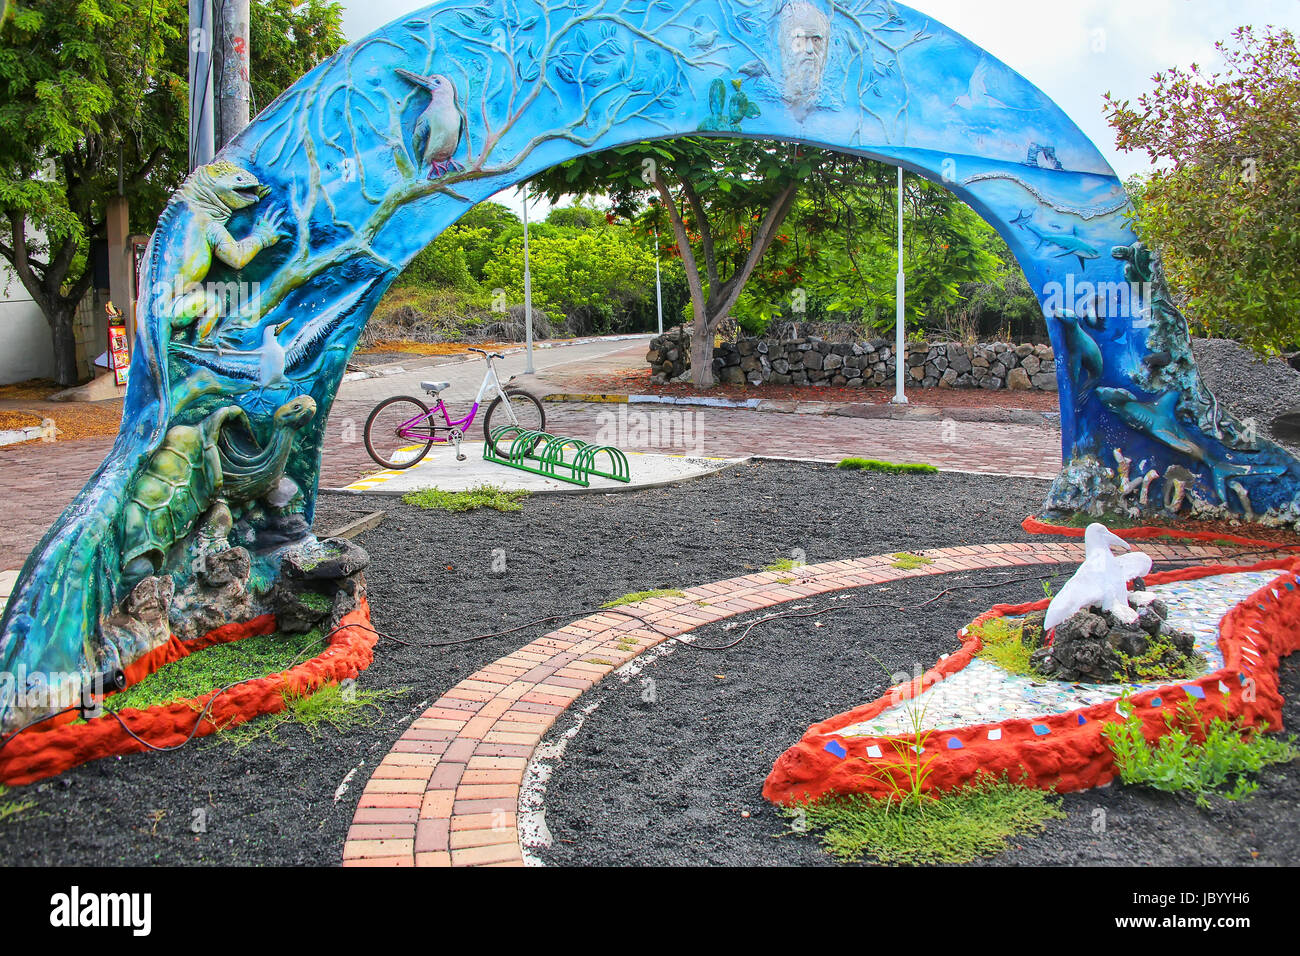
364;396;437;469
483;389;547;457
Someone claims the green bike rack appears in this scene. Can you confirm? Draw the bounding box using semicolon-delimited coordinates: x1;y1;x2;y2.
484;426;631;487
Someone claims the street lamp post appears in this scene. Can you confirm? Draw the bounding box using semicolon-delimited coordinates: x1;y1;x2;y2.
521;184;535;375
892;165;908;405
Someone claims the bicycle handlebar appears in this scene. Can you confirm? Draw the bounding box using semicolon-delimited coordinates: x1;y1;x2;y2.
468;347;507;360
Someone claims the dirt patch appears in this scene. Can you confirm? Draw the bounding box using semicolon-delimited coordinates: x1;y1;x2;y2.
0;379;124;442
556;366;1063;411
356;339;514;358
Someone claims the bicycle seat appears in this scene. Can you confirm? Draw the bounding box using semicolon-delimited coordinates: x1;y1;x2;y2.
421;381;450;394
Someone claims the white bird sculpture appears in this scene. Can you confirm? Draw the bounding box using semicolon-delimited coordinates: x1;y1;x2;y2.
258;318;292;391
1044;523;1153;631
952;57;1028;112
395;69;464;179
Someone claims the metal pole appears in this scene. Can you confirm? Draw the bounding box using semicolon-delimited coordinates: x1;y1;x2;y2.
521;184;535;375
188;0;215;170
216;0;251;149
654;227;663;335
892;165;908;405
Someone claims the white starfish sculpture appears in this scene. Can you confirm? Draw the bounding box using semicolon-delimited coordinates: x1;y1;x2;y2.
1044;523;1154;630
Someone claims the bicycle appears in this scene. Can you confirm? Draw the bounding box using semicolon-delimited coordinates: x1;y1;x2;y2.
363;347;547;468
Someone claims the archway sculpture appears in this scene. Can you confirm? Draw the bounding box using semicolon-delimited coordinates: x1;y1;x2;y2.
3;0;1297;731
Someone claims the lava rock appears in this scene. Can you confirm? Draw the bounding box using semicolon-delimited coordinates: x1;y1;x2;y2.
282;537;370;582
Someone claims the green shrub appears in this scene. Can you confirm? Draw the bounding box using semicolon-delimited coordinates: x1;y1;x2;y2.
1104;699;1297;806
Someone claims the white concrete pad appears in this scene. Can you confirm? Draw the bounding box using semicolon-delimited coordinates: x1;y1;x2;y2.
330;442;747;496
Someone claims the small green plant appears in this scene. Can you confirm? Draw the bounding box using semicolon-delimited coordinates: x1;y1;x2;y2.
863;701;939;810
1112;633;1206;683
222;682;410;749
890;552;934;570
401;484;530;512
784;773;1065;865
1042;580;1054;601
836;457;938;474
0;786;36;824
105;628;326;713
601;588;685;608
1103;698;1297;807
971;616;1039;676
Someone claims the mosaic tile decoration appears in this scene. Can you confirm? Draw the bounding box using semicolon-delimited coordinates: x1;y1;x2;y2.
836;571;1280;739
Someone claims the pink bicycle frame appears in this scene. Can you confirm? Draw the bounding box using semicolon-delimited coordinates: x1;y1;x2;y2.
395;358;509;442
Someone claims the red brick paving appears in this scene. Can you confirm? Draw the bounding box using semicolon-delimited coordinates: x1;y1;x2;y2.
341;539;1246;867
0;345;1061;573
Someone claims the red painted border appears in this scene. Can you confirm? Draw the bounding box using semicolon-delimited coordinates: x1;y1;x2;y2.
763;558;1300;805
0;597;376;786
1022;514;1300;552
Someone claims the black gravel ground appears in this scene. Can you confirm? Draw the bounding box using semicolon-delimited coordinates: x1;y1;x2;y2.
535;566;1300;867
1194;337;1300;457
1;460;1295;866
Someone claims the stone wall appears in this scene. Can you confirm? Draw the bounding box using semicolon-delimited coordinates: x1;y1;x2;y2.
647;329;1057;391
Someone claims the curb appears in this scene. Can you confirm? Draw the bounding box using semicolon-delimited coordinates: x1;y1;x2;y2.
540;391;1055;424
0;424;51;448
326;455;751;498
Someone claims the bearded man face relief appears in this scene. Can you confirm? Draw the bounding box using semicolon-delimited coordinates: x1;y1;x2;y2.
779;1;831;117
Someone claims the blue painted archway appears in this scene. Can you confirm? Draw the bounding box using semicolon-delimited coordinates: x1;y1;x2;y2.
3;0;1298;727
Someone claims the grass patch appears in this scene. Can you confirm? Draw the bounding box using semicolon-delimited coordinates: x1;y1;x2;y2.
784;775;1065;865
890;552;934;570
222;682;410;749
600;588;685;608
0;786;36;824
764;558;805;573
1104;699;1297;807
971;616;1042;676
402;484;530;513
836;457;938;474
105;629;327;713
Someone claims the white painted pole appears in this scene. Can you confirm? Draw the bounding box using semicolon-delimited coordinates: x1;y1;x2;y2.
654;227;664;335
521;184;535;375
892;165;908;405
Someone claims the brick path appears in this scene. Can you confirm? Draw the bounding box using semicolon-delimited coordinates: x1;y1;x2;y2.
341;539;1242;867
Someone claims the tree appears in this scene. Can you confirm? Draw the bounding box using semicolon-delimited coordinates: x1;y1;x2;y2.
1103;26;1300;354
481;222;662;335
0;0;344;385
730;163;1002;337
535;136;830;386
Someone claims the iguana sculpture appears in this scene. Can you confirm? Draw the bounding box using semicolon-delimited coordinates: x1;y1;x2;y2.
159;161;285;346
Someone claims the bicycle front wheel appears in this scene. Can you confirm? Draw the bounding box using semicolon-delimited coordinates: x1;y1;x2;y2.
483;389;547;457
364;396;436;469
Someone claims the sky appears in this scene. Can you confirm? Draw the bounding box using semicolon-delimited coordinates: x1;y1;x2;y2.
336;0;1300;215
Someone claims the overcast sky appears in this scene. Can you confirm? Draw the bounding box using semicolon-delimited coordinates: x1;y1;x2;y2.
336;1;1300;214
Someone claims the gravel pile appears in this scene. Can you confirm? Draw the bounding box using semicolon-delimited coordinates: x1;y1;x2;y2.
1193;338;1300;455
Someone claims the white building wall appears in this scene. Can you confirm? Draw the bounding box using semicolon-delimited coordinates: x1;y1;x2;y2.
0;264;55;384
